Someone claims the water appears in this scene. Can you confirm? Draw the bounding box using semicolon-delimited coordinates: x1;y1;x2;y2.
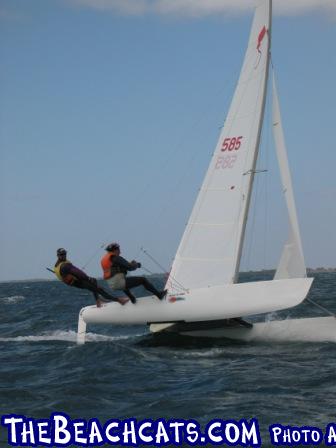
0;273;335;447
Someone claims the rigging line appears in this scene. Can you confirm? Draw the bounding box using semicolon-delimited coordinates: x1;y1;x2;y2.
241;102;270;272
263;76;272;270
167;277;189;294
141;265;155;275
81;243;106;271
140;247;168;274
80;215;148;272
243;68;273;273
134;246;143;263
307;298;336;318
141;83;240;246
80;80;237;273
140;247;188;293
169;277;189;294
80;51;249;273
178;58;263;275
234;61;269;279
80;55;251;272
245;166;261;272
243;137;268;271
263;138;270;270
141;77;237;216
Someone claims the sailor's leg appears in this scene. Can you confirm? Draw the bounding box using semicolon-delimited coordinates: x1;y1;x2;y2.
125;277;166;300
86;279;126;304
96;287;128;305
123;288;137;304
74;278;104;305
96;286;119;302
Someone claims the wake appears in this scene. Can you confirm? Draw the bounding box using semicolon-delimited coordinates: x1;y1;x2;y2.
0;330;146;343
210;317;336;343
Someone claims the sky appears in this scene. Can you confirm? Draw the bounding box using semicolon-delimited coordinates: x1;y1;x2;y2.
0;0;335;282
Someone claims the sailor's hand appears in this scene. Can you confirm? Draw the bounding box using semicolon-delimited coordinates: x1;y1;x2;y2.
131;260;141;268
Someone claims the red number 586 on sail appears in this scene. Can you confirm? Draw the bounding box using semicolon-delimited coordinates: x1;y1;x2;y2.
221;136;243;151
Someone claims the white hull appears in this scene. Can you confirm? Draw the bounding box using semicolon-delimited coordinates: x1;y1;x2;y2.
77;278;313;344
80;278;312;324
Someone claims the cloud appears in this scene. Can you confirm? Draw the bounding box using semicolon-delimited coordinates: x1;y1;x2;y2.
274;0;336;17
69;0;336;18
70;0;149;15
153;0;255;18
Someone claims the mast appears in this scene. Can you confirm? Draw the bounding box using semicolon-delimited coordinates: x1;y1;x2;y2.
233;0;272;282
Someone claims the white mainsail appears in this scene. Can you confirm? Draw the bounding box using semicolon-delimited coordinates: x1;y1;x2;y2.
167;0;272;292
272;73;307;279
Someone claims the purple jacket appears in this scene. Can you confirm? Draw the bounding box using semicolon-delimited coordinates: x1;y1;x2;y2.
60;262;89;281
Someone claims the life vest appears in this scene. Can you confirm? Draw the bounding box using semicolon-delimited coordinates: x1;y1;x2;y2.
54;261;76;285
101;253;113;279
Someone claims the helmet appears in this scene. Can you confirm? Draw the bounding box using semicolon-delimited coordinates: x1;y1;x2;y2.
105;243;120;252
57;248;67;256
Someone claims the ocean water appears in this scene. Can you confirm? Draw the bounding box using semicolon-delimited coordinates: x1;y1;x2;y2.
0;272;335;447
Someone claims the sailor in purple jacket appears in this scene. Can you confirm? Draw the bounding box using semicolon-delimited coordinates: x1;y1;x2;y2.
54;248;128;307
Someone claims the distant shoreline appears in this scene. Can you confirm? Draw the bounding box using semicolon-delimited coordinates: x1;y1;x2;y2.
1;268;335;284
307;267;336;273
242;268;336;274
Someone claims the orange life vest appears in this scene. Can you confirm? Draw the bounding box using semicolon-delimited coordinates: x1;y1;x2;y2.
101;253;113;279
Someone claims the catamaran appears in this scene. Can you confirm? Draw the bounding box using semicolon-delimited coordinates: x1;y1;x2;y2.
77;0;335;344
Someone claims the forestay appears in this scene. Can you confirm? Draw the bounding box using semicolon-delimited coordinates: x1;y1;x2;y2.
167;0;272;292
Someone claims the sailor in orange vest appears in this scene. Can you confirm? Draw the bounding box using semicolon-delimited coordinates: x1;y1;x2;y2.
54;248;128;307
101;243;167;304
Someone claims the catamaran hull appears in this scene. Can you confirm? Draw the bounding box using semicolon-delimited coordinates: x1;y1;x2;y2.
77;278;313;343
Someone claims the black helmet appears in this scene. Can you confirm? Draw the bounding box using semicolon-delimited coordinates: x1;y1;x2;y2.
57;248;67;256
105;243;120;252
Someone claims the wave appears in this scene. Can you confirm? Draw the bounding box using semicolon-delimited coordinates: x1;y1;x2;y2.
0;295;25;303
0;330;146;343
207;317;336;343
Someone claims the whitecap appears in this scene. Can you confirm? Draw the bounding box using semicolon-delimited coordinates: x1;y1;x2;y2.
0;330;146;343
0;295;25;303
85;331;146;342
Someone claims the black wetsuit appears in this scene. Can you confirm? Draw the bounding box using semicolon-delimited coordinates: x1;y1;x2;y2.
111;255;163;303
56;262;118;303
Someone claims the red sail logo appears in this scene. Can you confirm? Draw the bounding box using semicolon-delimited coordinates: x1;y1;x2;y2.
257;26;267;53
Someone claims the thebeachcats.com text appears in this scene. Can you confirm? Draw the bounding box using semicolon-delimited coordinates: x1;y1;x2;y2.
1;414;336;446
